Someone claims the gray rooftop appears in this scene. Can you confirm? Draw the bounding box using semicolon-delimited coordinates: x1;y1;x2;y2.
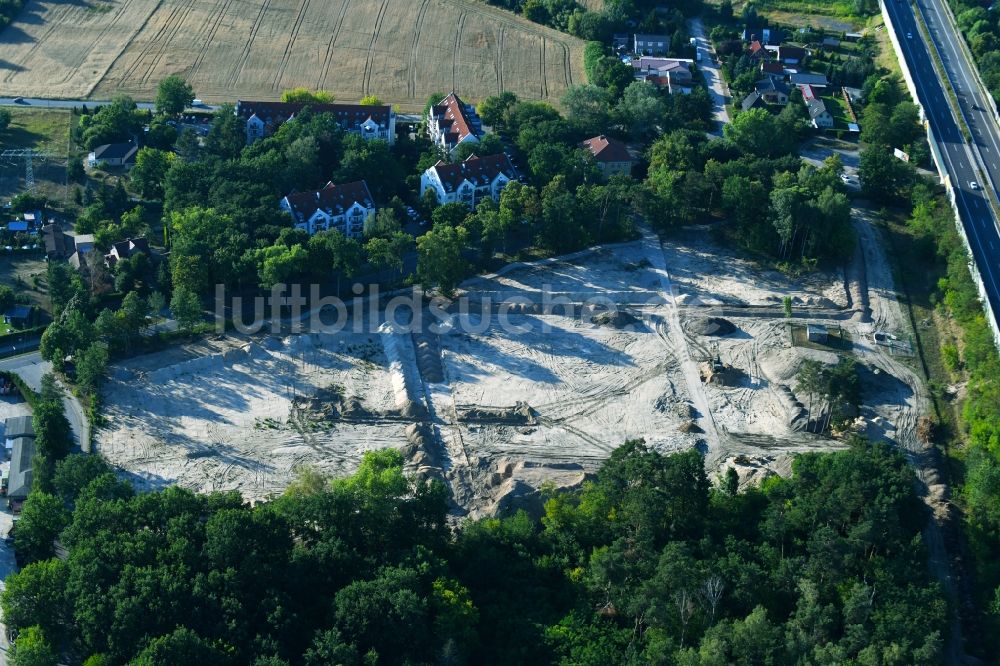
4;416;33;441
8;436;34;500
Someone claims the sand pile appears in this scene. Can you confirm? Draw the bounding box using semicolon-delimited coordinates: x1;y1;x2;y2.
460;401;537;425
687;317;737;336
293;385;373;421
759;346;839;384
592;309;641;329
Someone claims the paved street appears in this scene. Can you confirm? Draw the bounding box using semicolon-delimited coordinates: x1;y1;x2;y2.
0;352;88;453
689;17;731;135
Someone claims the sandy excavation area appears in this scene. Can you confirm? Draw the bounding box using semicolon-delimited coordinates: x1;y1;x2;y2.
97;224;923;514
97;333;411;499
0;0;583;107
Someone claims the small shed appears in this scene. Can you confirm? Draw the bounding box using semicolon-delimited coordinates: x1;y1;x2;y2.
3;305;33;328
807;324;828;343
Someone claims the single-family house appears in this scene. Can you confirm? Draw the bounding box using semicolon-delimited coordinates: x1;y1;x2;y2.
42;223;75;259
760;61;785;80
71;233;95;255
747;40;768;60
806;98;834;128
236;100;396;146
580;135;634;178
87;141;138;168
280;181;375;238
790;72;829;88
420;153;517;208
778;45;807;65
741;92;767;112
755;78;790;105
632;57;693;92
426;92;484;158
105;237;150;268
3;305;32;328
634;34;670;56
7;436;34;502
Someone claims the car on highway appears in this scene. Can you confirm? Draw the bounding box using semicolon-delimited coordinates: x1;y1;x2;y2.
906;32;913;39
970;181;980;190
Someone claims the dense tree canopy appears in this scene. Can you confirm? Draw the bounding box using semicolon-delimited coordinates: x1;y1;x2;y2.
0;439;946;665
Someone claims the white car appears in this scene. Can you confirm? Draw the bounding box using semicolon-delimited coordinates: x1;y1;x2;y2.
970;181;980;190
840;173;851;183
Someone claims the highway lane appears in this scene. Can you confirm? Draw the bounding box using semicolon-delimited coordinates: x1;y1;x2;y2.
883;0;1000;325
915;0;1000;175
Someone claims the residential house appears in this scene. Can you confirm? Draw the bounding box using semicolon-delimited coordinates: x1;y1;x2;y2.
420;154;517;208
236;100;396;146
7;436;34;502
580;135;635;177
790;72;829;88
87;141;138;168
426;93;484;158
105;237;150;268
755;78;790;105
3;305;32;328
632;57;693;92
741;92;767;112
760;61;785;80
778;45;807;65
747;40;769;60
42;223;75;259
21;211;41;229
805;96;834;128
71;233;95;255
280;181;375;238
634;34;670;56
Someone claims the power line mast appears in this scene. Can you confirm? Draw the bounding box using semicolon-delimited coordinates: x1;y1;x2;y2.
0;149;53;192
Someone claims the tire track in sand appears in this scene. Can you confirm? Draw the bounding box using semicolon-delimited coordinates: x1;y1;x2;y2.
495;24;506;94
4;1;79;82
361;0;390;95
117;0;184;86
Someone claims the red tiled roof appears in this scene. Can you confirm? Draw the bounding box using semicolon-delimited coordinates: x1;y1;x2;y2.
431;93;478;145
748;40;765;56
283;181;374;222
429;154;516;193
580;135;633;164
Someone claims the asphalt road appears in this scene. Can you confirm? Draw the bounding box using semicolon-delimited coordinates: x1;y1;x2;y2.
883;0;1000;325
689;17;731;135
0;351;88;453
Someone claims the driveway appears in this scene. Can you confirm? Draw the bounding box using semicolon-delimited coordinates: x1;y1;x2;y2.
689;17;731;135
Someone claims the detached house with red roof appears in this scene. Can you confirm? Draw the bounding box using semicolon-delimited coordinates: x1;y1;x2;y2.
420;154;517;208
580;135;634;177
280;181;376;238
236;101;396;146
426;93;484;158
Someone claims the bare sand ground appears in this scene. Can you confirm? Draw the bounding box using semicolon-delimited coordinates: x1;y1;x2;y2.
96;224;926;513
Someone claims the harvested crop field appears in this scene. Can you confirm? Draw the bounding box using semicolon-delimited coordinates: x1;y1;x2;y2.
0;0;584;108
